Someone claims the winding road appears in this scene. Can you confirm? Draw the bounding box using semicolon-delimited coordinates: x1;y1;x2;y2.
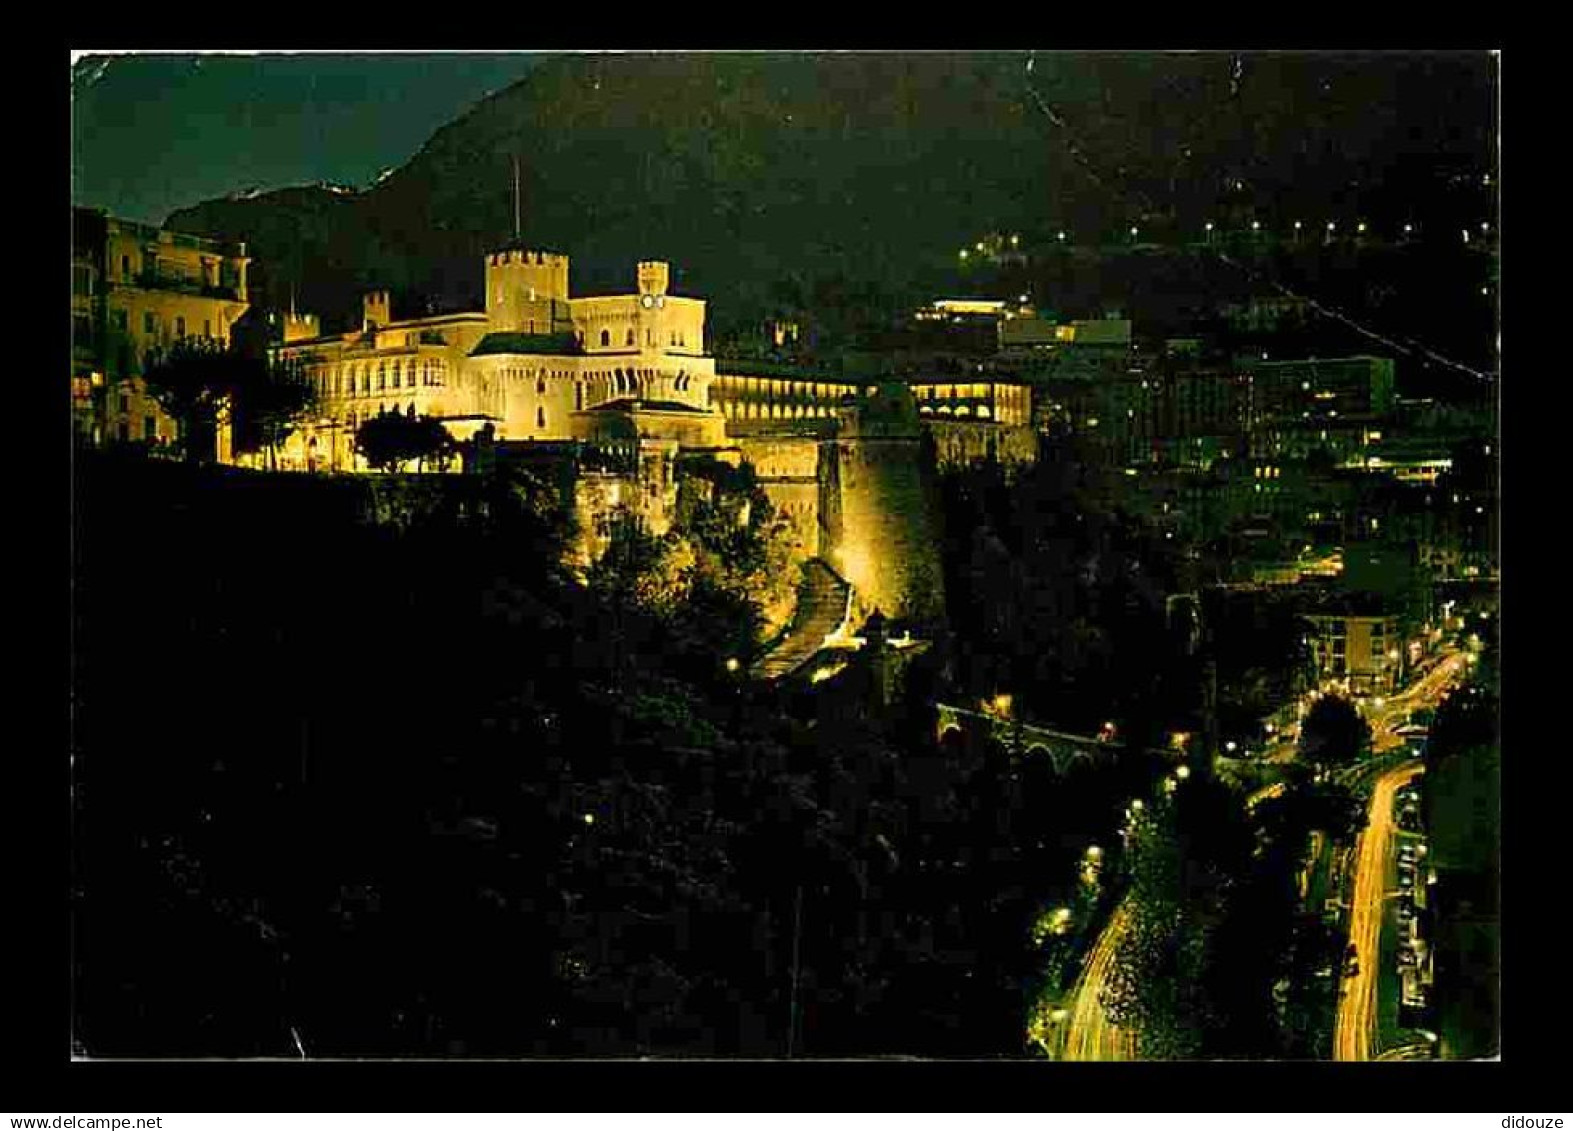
1057;896;1139;1061
1333;757;1424;1062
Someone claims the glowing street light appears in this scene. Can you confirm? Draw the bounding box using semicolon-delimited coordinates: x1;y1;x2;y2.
1085;845;1103;860
725;657;741;673
1175;765;1191;780
582;813;596;826
1251;220;1261;231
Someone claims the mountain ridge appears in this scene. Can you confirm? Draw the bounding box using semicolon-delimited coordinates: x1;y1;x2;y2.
163;52;1495;350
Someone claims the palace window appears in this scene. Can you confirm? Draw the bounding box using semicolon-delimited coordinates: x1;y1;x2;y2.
537;375;546;395
537;407;546;429
626;329;635;347
392;362;401;389
600;329;610;347
143;311;155;335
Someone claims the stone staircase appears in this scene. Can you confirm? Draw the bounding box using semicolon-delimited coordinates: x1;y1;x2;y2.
750;559;852;681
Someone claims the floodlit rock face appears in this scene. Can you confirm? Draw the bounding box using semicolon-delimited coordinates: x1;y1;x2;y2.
820;384;945;626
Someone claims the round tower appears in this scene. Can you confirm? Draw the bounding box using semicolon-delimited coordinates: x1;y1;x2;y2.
821;383;946;627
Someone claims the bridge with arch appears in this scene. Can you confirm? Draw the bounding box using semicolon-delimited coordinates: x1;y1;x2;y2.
934;703;1185;777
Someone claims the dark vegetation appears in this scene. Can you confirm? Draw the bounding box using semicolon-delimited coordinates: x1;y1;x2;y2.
74;450;1174;1057
74;423;1390;1059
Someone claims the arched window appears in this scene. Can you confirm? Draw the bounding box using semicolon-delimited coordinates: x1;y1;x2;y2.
392;361;401;389
575;382;584;411
537;406;546;430
537;375;546;395
377;363;386;391
600;328;610;348
625;328;635;347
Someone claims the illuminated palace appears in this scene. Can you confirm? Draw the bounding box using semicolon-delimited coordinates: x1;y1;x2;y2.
270;240;1036;623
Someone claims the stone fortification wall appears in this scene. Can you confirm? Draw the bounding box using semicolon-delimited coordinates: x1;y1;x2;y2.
820;385;946;627
737;436;822;561
925;420;1039;470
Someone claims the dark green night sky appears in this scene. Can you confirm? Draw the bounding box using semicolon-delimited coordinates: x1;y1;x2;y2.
71;52;540;226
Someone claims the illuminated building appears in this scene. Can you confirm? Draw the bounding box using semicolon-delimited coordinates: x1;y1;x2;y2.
1243;355;1396;464
274;249;718;473
270;239;1035;624
1304;602;1403;695
72;207;251;455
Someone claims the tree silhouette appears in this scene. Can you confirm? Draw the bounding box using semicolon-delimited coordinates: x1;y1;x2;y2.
139;337;245;463
232;353;320;470
353;409;453;473
1297;694;1370;772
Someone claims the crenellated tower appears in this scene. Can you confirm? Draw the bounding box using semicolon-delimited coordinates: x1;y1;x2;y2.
485;246;572;335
